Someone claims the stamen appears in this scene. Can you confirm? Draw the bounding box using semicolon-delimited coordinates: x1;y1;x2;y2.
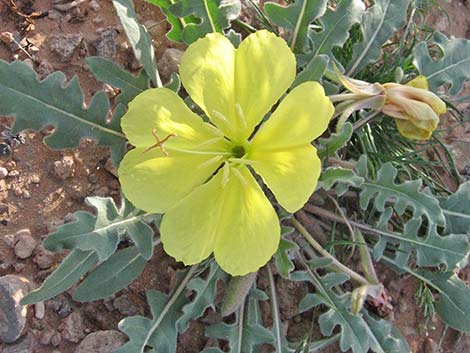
143;129;177;156
193;136;224;149
197;155;223;170
235;103;248;128
222;163;230;188
212;110;234;131
231;167;247;186
228;157;259;166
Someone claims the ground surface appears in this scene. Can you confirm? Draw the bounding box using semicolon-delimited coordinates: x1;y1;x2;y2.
0;0;469;352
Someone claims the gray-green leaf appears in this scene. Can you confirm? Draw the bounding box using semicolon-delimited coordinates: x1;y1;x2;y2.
264;0;328;53
22;250;98;304
44;197;155;261
73;246;148;302
113;0;162;86
0;60;126;164
346;0;410;75
413;32;470;96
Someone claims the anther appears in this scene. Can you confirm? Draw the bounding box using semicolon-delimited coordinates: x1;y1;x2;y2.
235;103;248;128
143;129;177;156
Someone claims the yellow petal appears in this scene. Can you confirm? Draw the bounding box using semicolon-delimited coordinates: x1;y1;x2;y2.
406;75;428;90
251;82;334;150
118;148;223;213
395;119;432;140
180;30;296;142
249;144;321;213
179;33;237;139
161;166;280;275
121;88;227;152
234;30;296;140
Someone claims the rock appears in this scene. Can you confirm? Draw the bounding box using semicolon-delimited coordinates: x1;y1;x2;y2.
74;330;126;353
47;9;62;20
159;48;184;80
49;34;83;62
1;334;33;353
0;167;7;179
46;296;72;317
0;275;30;343
22;190;31;199
52;156;75;180
59;312;85;343
34;302;45;320
29;174;40;184
13;230;37;259
89;0;100;11
94;186;109;197
32;245;55;269
112;294;139;316
36;60;54;79
92;27;118;58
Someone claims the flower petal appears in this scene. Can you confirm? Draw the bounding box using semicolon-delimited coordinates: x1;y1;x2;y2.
118;148;223;213
249;144;321;213
180;30;296;142
251;81;334;150
234;30;296;140
160;165;280;275
121;88;227;152
179;33;237;139
395;119;432;140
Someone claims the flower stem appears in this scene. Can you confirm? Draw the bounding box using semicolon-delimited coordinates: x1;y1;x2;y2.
292;217;368;285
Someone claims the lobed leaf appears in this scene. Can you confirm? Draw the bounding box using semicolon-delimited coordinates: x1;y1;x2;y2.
0;60;126;165
73;246;148;302
310;0;365;64
22;250;98;304
178;262;226;332
346;0;410;75
413;32;470;96
168;0;242;44
440;181;470;235
316;122;354;159
113;0;162;86
264;0;328;53
44;197;156;261
86;56;149;105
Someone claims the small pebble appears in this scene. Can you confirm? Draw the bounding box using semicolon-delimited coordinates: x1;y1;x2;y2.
14;187;23;197
8;170;19;177
89;0;100;10
30;174;41;184
59;312;85;343
52;156;75;180
14;229;37;259
35;302;46;320
22;190;31;199
0;166;7;179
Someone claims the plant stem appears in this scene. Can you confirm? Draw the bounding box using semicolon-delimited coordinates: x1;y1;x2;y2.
292;217;368;285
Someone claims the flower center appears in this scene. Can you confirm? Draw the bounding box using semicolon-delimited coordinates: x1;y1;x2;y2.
231;145;246;158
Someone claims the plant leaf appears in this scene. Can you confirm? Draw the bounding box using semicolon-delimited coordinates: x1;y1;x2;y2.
21;250;98;304
205;289;274;353
357;162;445;226
113;0;162;86
178;262;226;332
169;0;242;44
318;167;364;195
296;269;407;353
0;60;126;164
416;270;470;332
440;181;470;235
116;268;196;353
44;197;155;261
86;56;149;105
292;54;329;88
273;228;298;279
413;32;470;96
346;0;410;75
145;0;191;42
264;0;328;53
73;246;148;302
310;0;365;63
317;122;353;159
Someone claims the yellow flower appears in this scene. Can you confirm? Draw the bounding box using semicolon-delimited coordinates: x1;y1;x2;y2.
383;76;446;140
118;30;334;275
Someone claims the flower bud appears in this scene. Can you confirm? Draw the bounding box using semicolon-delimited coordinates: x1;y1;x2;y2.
383;76;446;140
